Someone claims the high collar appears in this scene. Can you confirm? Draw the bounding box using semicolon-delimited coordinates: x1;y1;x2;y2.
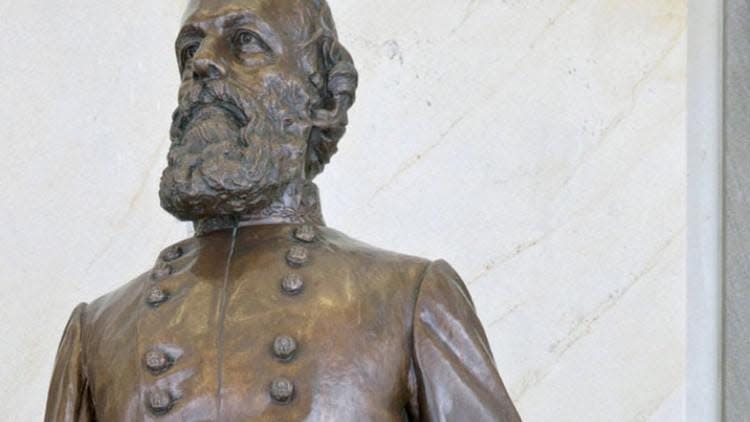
192;182;325;236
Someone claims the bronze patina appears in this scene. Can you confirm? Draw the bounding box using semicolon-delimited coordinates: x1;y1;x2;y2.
45;0;521;420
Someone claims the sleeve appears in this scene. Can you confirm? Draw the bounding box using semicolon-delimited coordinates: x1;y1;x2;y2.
408;260;522;422
45;303;96;422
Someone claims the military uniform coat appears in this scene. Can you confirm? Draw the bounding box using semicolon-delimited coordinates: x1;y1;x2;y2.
45;224;521;421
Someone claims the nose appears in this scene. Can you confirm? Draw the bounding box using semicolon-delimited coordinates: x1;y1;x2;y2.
192;57;226;81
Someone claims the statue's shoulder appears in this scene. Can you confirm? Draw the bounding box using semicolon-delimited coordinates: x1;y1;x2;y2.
318;226;432;281
320;226;426;258
85;236;201;324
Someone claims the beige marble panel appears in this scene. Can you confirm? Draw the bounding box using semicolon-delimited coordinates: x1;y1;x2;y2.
0;1;686;420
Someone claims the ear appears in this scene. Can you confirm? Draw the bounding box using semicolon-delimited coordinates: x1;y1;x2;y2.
311;37;357;129
306;36;358;178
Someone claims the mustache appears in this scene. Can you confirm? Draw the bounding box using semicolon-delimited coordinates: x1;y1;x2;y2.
171;81;251;135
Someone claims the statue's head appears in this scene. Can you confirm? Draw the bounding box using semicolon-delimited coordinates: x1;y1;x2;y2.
159;0;357;223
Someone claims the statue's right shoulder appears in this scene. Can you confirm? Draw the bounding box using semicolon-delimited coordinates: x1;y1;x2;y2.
84;235;202;329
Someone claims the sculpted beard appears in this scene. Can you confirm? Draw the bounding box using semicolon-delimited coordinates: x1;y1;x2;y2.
159;78;313;221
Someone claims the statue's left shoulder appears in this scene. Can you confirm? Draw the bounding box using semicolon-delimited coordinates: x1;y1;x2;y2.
316;226;432;287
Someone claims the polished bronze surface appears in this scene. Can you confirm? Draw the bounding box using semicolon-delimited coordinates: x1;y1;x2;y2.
45;0;521;420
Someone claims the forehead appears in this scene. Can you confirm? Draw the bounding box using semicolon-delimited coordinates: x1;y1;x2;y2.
183;0;311;27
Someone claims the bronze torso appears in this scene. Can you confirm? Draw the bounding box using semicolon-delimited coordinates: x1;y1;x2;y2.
46;224;520;421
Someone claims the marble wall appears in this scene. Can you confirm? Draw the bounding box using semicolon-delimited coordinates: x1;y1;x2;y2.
0;0;686;420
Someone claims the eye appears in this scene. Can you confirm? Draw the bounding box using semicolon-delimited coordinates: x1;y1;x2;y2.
180;42;200;69
231;29;268;54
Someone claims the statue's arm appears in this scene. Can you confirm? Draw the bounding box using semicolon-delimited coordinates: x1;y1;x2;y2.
44;303;96;422
409;260;522;422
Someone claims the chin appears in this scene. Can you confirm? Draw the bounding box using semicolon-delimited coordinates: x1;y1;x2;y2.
158;172;290;221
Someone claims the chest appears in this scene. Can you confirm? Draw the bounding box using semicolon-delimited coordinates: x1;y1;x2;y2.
89;264;414;421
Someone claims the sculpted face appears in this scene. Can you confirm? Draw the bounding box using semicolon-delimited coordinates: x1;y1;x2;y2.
159;0;357;223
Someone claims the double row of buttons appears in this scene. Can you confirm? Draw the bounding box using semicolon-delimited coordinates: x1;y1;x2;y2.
140;225;318;413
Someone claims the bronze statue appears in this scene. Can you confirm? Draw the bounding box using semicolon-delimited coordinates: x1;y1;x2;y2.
45;0;521;420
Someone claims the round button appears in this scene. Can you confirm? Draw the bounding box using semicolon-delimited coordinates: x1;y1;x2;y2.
151;263;173;281
286;246;309;267
146;388;173;415
146;286;169;307
281;274;304;296
293;225;316;243
273;335;298;361
162;246;183;262
144;350;173;375
270;378;295;404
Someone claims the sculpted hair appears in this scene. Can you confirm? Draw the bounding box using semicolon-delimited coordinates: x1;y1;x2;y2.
300;0;359;179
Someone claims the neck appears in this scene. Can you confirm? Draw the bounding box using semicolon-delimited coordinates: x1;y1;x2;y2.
193;181;324;235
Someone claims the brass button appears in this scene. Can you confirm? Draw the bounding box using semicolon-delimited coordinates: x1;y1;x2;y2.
146;388;174;415
293;225;316;243
144;350;173;375
286;246;309;267
281;274;304;296
146;286;169;307
151;263;173;281
162;246;183;262
273;335;298;361
270;378;295;404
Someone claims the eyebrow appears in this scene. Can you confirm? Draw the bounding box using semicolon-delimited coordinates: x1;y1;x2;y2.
220;12;258;29
176;24;204;41
178;11;269;38
177;10;280;51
